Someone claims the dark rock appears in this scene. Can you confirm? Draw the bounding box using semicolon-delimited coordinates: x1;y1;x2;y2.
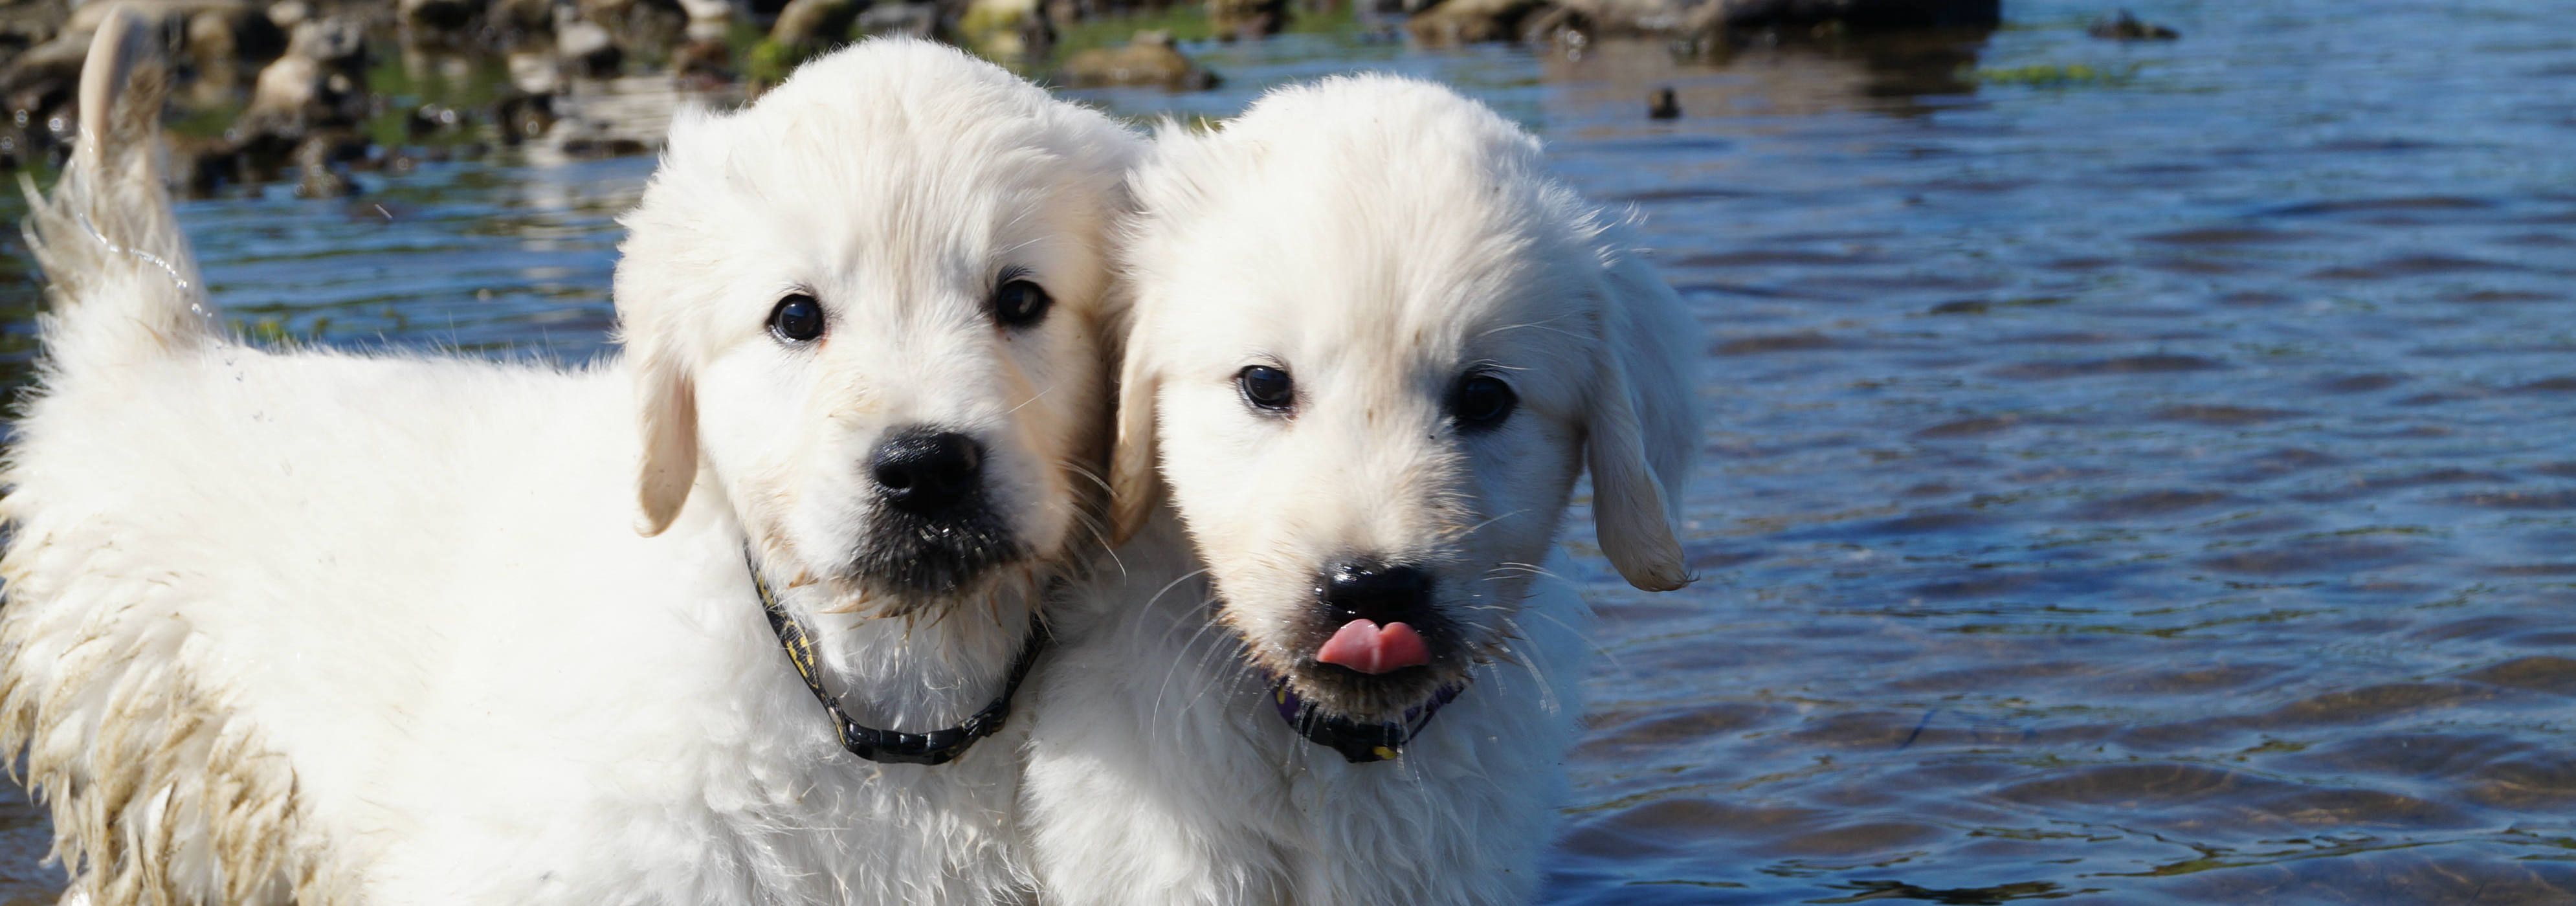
287;16;367;67
770;0;860;49
579;0;688;60
1;30;88;123
167;132;247;197
955;0;1052;60
493;92;555;143
1207;0;1285;39
487;0;553;30
1710;0;1997;30
855;3;937;38
1056;30;1217;89
557;135;647;157
401;0;485;30
558;19;622;74
1546;0;1997;40
2089;9;2175;40
292;133;355;197
0;0;67;52
672;35;732;84
266;0;311;28
406;102;465;137
1647;85;1678;118
1406;0;1548;44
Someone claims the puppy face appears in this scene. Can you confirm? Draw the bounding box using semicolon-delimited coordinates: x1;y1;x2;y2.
1115;77;1698;722
615;39;1137;613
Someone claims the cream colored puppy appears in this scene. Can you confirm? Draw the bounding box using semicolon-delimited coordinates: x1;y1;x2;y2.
1;21;1133;905
1023;76;1700;905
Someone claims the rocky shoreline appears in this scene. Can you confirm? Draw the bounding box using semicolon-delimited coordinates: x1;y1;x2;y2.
0;0;1998;194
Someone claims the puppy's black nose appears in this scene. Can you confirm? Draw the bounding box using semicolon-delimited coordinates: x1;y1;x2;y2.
871;429;983;515
1318;560;1435;625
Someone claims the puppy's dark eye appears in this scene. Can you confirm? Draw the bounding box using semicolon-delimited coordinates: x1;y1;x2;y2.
769;294;823;342
1451;373;1516;430
1238;365;1294;413
992;278;1052;329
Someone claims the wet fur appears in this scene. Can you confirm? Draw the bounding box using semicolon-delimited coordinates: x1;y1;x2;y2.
1023;76;1700;905
1;25;1135;905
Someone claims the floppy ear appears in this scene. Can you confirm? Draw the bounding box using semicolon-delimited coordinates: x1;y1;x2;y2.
1584;253;1701;591
1105;328;1161;546
634;341;700;536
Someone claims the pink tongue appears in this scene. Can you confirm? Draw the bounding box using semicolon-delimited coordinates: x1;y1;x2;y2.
1315;619;1431;674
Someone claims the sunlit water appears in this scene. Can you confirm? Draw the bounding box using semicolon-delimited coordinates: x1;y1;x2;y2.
4;0;2574;901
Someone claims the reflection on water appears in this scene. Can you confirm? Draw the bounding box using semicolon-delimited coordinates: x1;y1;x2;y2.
6;0;2576;901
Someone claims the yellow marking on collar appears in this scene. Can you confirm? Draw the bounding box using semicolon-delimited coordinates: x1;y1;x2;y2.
1371;746;1397;760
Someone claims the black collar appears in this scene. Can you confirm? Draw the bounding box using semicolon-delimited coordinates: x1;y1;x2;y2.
1269;678;1464;763
748;552;1050;766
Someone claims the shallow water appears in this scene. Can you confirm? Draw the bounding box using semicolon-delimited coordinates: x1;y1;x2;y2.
5;0;2576;901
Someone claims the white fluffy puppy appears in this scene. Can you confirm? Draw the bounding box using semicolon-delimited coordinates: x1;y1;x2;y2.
1021;76;1699;905
1;21;1135;905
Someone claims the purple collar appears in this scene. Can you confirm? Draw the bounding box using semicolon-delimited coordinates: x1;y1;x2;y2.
1269;678;1465;763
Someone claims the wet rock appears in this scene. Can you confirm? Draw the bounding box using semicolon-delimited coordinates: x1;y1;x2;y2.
558;19;622;74
266;0;311;28
406;102;466;137
2089;9;2175;40
579;0;689;60
854;3;937;38
401;0;484;30
1647;85;1678;118
180;15;245;109
1206;0;1283;39
1712;0;1997;30
494;92;555;143
1545;0;1998;41
292;133;355;197
179;4;286;105
287;16;367;67
506;47;564;94
165;132;249;196
671;35;732;83
674;0;731;39
0;30;88;116
192;6;288;62
67;0;248;33
1057;30;1217;89
241;53;326;133
235;19;367;149
0;0;67;52
957;0;1052;58
557;135;647;157
770;0;858;49
1406;0;1547;44
485;0;551;30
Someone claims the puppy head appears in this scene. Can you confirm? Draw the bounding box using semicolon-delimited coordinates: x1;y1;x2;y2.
615;38;1138;613
1115;76;1699;722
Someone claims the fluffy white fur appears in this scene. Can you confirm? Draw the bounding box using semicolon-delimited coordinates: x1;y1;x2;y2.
0;22;1137;905
1021;76;1700;905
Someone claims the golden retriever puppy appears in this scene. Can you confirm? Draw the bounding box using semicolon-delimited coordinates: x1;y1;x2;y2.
0;19;1135;905
1023;75;1700;905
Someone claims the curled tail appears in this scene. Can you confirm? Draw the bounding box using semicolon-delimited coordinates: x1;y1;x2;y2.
21;8;217;370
